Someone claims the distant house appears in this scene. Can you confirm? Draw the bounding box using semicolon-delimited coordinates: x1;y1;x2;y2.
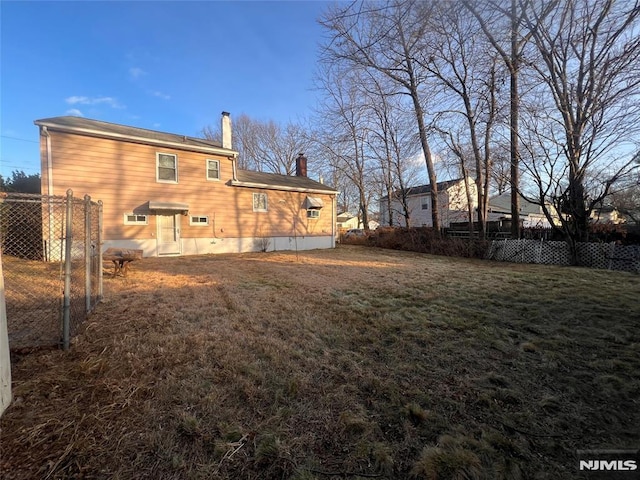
35;114;338;257
379;178;477;228
337;212;380;231
337;212;360;230
590;204;626;224
487;193;559;228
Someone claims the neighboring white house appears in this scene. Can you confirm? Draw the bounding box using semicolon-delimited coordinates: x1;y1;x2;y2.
337;212;360;230
590;205;626;224
336;212;379;230
379;178;478;227
487;193;559;228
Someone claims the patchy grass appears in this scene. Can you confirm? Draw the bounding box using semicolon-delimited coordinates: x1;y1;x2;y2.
2;245;639;479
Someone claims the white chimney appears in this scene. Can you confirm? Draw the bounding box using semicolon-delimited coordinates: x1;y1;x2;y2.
221;111;232;149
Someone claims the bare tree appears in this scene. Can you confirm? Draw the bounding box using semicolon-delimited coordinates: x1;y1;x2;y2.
360;70;421;227
313;63;374;230
463;0;556;238
202;114;313;175
424;3;504;236
320;0;443;232
518;0;640;263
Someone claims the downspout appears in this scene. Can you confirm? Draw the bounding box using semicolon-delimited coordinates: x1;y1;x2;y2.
231;154;238;181
43;127;54;261
332;193;337;248
43;126;53;196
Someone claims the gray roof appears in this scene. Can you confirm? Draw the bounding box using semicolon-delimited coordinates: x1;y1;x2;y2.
235;169;338;193
34;116;224;150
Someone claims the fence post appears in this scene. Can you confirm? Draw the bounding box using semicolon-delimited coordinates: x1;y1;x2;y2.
62;189;73;350
98;200;103;301
84;194;91;313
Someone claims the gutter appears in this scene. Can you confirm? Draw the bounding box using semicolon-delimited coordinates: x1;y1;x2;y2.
229;180;338;195
34;121;239;158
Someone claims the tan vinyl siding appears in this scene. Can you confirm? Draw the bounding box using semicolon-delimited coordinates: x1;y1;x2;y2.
45;130;335;241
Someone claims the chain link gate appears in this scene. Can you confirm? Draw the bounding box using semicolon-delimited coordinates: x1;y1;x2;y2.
0;190;103;350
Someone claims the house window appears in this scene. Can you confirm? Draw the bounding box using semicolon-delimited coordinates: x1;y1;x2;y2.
307;209;320;219
206;159;220;180
421;197;430;210
253;193;268;212
124;213;148;225
157;153;178;183
190;215;209;226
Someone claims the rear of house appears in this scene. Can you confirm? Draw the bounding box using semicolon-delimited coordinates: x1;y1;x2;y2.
36;114;338;257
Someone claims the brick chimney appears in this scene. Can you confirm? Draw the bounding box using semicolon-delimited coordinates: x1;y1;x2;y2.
221;111;232;149
296;153;307;177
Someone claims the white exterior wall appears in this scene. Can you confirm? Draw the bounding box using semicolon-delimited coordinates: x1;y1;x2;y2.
382;179;478;228
103;235;335;257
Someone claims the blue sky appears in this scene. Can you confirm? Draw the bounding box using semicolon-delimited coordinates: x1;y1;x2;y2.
0;0;333;178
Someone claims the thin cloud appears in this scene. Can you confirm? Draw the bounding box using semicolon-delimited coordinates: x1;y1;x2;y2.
151;91;171;100
129;67;146;79
65;95;125;109
65;108;84;117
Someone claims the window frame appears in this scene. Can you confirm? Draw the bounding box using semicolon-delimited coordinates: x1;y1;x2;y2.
206;159;220;181
252;192;268;212
307;209;321;219
189;215;210;226
421;196;430;210
156;152;178;184
124;213;148;225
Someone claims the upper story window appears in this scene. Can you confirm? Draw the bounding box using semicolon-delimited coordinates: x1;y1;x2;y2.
253;193;268;212
421;197;430;210
157;153;178;183
206;159;220;181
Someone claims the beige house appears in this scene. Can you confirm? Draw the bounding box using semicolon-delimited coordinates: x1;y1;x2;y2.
379;178;477;227
35;114;338;257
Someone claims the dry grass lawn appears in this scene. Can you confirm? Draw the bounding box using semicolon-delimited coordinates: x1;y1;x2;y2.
2;245;639;479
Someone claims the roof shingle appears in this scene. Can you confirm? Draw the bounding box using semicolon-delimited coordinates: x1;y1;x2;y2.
34;116;224;150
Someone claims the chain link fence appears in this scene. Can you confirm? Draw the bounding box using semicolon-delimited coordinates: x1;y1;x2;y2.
0;190;103;350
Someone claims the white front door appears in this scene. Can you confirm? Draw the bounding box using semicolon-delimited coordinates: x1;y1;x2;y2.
157;213;181;255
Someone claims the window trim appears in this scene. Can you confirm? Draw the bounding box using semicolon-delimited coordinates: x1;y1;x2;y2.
307;209;320;219
189;215;210;226
124;213;148;225
156;152;178;184
252;192;268;212
206;159;220;181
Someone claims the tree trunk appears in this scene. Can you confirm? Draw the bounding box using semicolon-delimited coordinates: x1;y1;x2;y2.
509;0;521;239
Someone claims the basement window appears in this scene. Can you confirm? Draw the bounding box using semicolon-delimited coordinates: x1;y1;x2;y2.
124;214;148;225
190;215;209;226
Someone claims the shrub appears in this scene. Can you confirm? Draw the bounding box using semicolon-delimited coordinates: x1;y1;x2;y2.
367;227;490;259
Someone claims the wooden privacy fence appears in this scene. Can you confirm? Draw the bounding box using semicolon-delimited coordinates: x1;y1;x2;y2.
486;238;640;274
0;190;103;350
